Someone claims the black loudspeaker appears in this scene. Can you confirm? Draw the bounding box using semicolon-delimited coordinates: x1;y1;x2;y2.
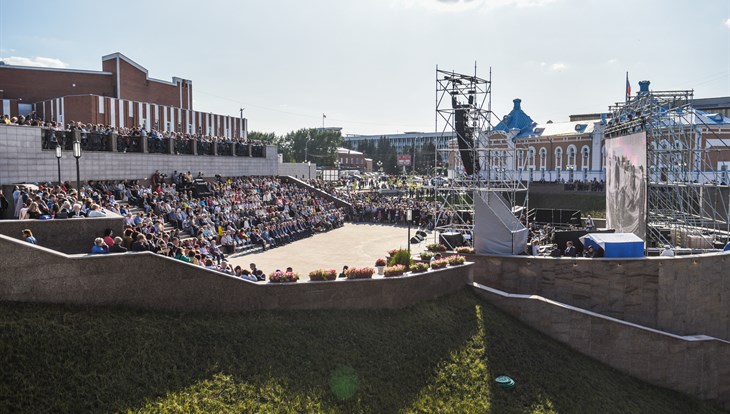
411;234;424;244
416;230;427;238
455;108;478;176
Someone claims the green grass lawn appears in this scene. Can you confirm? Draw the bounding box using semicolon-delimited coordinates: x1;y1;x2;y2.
0;290;724;414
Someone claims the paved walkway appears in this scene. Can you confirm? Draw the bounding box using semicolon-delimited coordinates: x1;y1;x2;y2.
227;223;431;280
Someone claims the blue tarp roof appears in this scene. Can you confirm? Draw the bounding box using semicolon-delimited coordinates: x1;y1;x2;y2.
494;98;536;138
579;233;645;258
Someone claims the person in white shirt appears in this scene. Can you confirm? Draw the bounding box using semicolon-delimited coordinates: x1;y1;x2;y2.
660;245;675;257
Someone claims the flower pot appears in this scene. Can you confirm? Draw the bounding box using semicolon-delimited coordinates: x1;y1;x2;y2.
376;266;385;275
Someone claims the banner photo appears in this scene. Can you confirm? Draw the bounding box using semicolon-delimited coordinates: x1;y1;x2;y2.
605;132;647;240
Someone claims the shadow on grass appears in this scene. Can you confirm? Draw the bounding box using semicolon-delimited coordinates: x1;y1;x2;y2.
0;292;477;413
475;297;724;414
0;290;725;413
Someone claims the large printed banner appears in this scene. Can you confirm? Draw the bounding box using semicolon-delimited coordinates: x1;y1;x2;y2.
605;132;647;240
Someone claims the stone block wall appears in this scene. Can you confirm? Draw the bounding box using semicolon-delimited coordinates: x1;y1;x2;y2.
471;283;730;410
471;254;729;341
0;216;124;254
0;234;472;312
0;125;278;185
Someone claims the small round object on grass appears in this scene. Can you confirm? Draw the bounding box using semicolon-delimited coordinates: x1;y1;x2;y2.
495;375;515;389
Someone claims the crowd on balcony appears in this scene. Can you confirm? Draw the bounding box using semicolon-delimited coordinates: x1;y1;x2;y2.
4;112;265;156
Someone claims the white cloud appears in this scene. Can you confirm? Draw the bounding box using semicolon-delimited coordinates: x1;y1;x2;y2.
608;58;617;64
549;62;567;71
2;56;68;68
725;18;730;28
393;0;558;12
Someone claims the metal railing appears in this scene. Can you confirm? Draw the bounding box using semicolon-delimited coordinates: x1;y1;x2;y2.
37;127;266;158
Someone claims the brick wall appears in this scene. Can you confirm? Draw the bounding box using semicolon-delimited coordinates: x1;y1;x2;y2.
0;66;114;103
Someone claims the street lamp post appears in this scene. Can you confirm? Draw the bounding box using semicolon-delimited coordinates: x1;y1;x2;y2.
73;140;82;194
407;209;413;255
377;160;383;173
55;145;62;185
307;161;311;181
304;131;312;163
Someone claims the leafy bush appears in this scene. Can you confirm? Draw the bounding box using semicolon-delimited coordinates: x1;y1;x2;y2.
447;255;466;265
345;267;374;279
387;248;400;257
419;251;434;260
426;243;447;252
308;269;337;281
375;258;387;267
430;258;449;270
410;262;429;273
455;246;475;254
388;249;413;270
384;264;405;277
269;270;299;283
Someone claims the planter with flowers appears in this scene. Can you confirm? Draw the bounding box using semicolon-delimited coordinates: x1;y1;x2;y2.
409;262;430;274
309;268;337;281
345;267;375;280
387;248;400;259
384;264;406;277
426;243;448;253
455;246;475;254
269;269;300;283
375;258;387;275
430;258;449;270
447;255;466;266
419;251;434;262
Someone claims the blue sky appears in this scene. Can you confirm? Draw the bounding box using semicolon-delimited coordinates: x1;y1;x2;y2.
1;0;728;135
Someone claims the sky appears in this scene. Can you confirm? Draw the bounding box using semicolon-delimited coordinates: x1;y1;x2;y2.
1;0;729;136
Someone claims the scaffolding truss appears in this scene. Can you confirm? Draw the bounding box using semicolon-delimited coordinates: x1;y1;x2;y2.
605;86;730;248
433;65;529;247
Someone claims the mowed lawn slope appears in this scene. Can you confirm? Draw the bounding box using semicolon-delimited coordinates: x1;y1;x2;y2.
0;290;724;414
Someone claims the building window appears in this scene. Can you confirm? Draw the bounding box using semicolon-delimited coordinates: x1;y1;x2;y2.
567;145;577;168
581;145;590;170
527;146;536;168
539;147;547;170
555;147;563;169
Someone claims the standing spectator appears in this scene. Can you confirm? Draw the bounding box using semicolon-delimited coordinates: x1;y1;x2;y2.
338;265;349;278
22;229;37;244
0;190;8;218
585;215;595;231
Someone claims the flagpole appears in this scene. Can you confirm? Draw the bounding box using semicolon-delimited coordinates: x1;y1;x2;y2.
625;71;629;103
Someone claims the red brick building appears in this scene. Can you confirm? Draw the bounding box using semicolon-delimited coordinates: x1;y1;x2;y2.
0;52;246;138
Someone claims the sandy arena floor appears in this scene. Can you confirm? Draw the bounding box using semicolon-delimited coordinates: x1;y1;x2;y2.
227;223;431;280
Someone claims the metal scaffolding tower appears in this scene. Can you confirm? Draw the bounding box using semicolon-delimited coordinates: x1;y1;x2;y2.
433;65;529;252
605;82;730;249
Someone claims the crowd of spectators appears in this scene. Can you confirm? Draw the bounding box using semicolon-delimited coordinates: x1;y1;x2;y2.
6;174;345;280
4;113;266;156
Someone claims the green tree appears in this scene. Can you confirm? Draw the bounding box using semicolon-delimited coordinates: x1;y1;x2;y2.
281;128;343;166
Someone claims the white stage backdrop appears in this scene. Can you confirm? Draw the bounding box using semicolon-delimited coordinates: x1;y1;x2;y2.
605;132;647;240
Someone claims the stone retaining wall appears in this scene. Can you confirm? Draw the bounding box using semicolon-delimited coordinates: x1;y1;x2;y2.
0;234;471;312
470;253;729;341
0;215;124;254
471;283;730;410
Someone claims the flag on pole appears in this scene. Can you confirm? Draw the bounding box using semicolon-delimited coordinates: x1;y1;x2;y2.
323;113;327;118
625;72;631;101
